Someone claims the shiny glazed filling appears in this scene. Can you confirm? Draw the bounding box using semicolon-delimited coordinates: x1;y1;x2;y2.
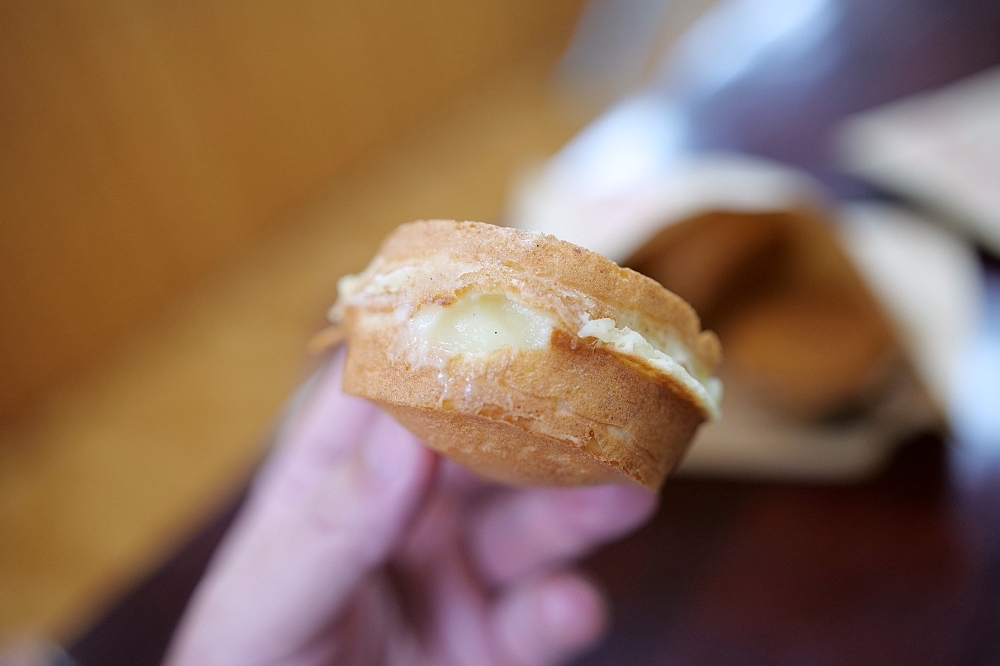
410;293;555;356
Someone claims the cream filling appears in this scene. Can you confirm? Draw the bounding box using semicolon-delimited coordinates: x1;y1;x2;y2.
411;293;555;356
407;291;720;418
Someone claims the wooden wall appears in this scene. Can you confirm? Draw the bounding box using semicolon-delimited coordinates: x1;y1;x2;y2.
0;0;583;422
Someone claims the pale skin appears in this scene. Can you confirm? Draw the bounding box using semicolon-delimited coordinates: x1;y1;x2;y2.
164;350;658;666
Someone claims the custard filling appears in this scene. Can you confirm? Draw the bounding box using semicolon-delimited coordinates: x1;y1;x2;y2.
411;293;555;356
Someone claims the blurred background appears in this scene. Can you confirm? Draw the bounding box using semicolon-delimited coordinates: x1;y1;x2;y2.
2;0;1000;663
0;0;594;642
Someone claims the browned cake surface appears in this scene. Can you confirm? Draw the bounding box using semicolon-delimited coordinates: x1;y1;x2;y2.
336;220;720;490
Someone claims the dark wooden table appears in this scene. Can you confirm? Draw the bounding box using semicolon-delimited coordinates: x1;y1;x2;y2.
67;428;1000;665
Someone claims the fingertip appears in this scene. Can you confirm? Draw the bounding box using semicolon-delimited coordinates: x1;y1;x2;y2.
536;573;608;653
470;483;659;587
491;573;609;666
568;484;659;533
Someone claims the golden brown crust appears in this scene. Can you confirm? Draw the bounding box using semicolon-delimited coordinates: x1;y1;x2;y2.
334;220;719;489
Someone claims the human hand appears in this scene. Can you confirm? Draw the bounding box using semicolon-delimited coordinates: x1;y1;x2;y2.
165;350;658;666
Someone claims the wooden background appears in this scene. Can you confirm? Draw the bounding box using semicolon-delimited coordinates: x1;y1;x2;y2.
0;0;588;639
0;0;583;423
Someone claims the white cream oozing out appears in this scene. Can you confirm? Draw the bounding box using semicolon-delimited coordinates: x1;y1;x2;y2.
578;318;722;418
411;293;555;356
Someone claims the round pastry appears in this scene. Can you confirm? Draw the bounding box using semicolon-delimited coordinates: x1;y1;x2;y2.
327;220;722;490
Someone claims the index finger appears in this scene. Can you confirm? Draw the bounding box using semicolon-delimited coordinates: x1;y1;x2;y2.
466;483;658;587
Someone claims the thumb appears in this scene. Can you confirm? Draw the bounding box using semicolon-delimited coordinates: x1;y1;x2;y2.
166;354;436;666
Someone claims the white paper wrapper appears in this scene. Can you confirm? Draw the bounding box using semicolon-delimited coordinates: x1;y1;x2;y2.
840;66;1000;256
509;153;982;481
